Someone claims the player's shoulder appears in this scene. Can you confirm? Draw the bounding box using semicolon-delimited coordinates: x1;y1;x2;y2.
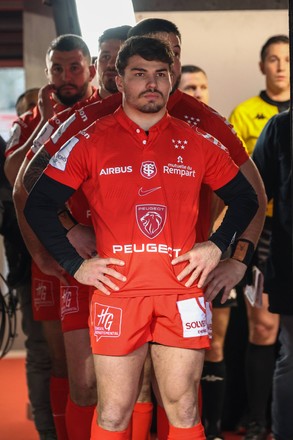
78;111;116;139
173;90;228;123
74;92;122;123
169;113;227;151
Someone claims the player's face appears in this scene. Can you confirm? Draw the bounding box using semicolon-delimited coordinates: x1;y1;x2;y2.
97;39;123;97
46;49;95;106
260;42;290;94
116;55;172;114
179;71;209;104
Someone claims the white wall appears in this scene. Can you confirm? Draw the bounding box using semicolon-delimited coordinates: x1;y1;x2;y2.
23;10;56;89
135;10;289;117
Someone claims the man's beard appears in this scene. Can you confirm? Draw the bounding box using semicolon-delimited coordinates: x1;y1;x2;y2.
55;82;89;106
135;89;165;113
104;78;118;94
138;102;164;113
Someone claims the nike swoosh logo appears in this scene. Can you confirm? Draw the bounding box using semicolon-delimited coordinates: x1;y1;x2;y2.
138;186;161;196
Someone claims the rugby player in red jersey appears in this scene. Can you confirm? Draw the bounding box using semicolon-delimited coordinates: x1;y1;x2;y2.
24;35;259;440
18;19;266;440
5;34;96;440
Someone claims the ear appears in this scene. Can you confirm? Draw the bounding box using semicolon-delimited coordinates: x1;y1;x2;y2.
44;67;49;80
259;60;265;75
89;64;96;82
115;75;124;93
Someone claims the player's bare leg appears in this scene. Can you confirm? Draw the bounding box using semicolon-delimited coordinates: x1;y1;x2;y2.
151;344;205;438
92;343;149;435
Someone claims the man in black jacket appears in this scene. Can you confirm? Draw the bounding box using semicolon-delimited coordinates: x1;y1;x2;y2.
252;110;292;440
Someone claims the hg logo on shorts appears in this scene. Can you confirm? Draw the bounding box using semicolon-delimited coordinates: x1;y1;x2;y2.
60;285;79;319
93;303;122;341
34;279;54;310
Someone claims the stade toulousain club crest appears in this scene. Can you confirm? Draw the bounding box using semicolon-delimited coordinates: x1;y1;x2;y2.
140;161;157;179
136;204;167;239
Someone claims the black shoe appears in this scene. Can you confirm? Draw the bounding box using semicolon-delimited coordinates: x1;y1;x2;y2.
244;421;268;440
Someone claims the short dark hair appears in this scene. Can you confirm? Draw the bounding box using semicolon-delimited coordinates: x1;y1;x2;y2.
181;65;207;76
116;36;174;76
128;18;181;42
260;35;289;62
98;25;132;48
15;87;40;116
15;87;39;107
46;34;91;63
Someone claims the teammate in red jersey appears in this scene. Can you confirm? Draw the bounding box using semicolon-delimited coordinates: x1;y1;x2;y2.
24;35;259;440
5;34;96;440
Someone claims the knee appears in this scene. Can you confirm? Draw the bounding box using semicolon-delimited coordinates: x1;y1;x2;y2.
99;401;132;431
168;397;199;427
70;377;97;406
249;321;278;344
164;388;200;427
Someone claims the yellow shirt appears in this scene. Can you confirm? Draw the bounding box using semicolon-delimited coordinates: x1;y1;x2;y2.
229;92;290;216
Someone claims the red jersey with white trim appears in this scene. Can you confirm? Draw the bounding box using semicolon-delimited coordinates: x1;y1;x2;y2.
39;93;122;159
40;90;248;235
5;101;68;157
36;93;122;225
45;107;239;297
28;88;101;159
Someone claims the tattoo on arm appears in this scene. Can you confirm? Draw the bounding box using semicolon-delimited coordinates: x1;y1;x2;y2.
24;149;51;193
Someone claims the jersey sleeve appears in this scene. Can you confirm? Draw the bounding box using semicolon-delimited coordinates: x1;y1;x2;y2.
44;126;95;190
200;103;249;166
40;94;123;160
5;109;39;157
195;128;239;190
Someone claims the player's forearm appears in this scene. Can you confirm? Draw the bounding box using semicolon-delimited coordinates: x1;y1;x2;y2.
24;173;83;276
13;167;47;262
209;171;259;253
238;158;267;245
23;147;51;193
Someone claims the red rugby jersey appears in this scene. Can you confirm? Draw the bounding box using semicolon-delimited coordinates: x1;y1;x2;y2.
27;89;101;160
38;90;249;236
5;101;69;157
45;107;239;297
